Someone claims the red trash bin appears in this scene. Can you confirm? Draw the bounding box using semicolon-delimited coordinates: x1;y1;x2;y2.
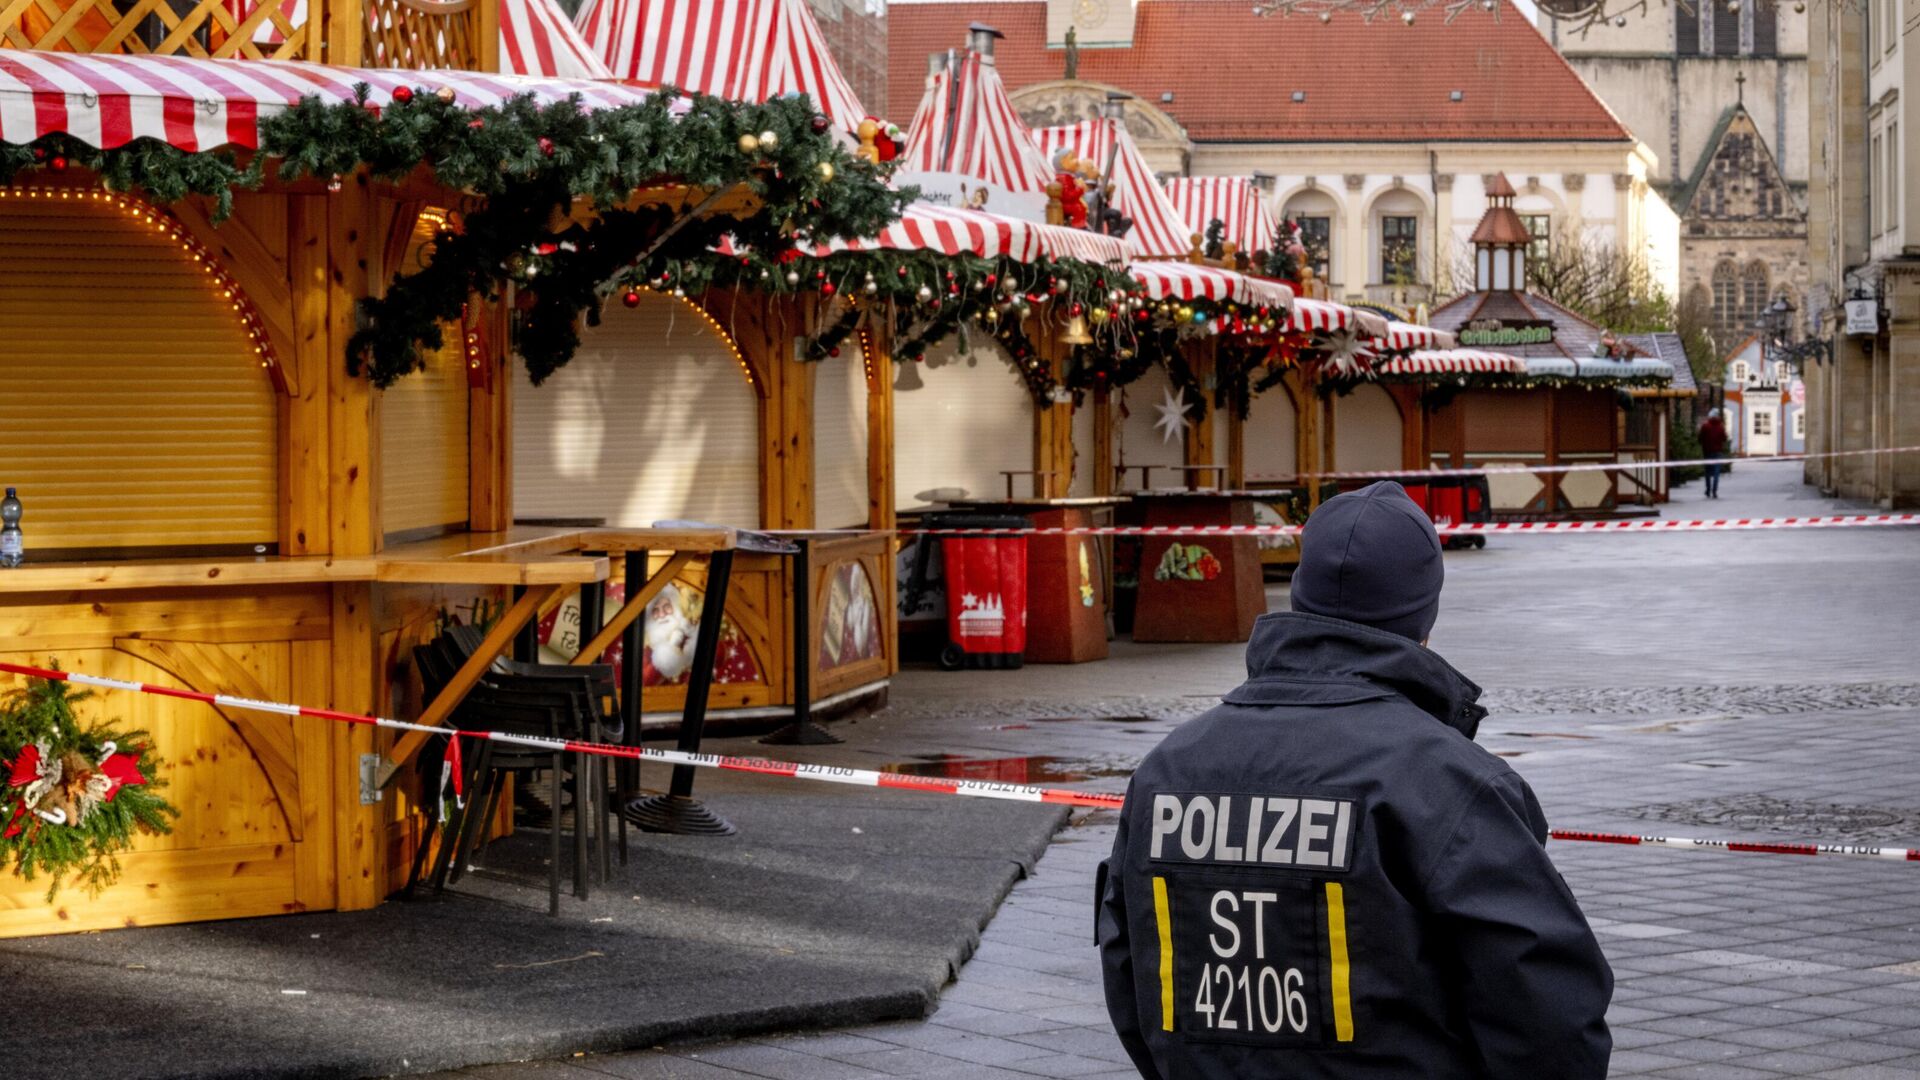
933;514;1029;670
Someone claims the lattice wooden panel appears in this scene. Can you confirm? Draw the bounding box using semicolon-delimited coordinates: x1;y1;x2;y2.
0;0;317;59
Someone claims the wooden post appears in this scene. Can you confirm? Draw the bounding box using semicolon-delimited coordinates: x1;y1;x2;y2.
1227;407;1246;489
1293;370;1324;508
286;195;331;555
476;0;500;72
865;320;897;531
1092;387;1114;496
1183;342;1216;471
325;177;384;909
1031;324;1073;498
325;0;363;66
469;298;513;532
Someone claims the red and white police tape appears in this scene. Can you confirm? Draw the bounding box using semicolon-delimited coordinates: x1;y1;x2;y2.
900;514;1920;538
0;660;1912;865
1300;443;1920;482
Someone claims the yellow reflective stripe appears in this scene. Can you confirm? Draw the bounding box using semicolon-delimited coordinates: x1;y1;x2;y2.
1326;881;1354;1042
1152;876;1175;1031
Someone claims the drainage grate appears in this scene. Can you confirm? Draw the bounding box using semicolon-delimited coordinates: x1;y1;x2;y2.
1626;794;1914;840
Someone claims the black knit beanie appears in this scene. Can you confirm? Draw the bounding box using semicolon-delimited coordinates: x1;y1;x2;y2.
1289;481;1444;642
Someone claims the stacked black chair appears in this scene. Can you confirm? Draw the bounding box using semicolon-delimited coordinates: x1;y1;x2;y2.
412;629;620;914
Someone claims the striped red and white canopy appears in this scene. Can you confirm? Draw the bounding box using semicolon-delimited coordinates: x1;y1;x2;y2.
1376;350;1528;376
0;51;666;151
809;202;1128;264
901;51;1052;195
1127;261;1293;311
1289;297;1355;333
572;0;866;129
1374;321;1456;352
501;0;614;79
1164;176;1280;258
1031;118;1191;259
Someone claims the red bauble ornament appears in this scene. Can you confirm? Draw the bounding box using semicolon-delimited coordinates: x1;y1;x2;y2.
49;156;66;171
896;265;908;278
821;281;836;296
984;273;997;287
538;137;556;157
828;346;841;357
364;103;382;119
1135;309;1150;321
1070;303;1083;316
622;290;642;308
393;86;415;104
31;147;45;161
810;115;831;135
468;119;486;130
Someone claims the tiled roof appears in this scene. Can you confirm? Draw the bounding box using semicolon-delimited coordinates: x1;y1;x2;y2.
1622;332;1697;394
886;0;1631;143
1428;289;1611;361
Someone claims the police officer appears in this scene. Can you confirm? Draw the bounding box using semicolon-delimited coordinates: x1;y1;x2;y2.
1097;482;1611;1079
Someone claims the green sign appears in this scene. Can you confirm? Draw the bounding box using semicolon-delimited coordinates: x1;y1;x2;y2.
1459;324;1554;346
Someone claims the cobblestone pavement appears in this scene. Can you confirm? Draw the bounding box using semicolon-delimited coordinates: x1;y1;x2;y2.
428;468;1920;1080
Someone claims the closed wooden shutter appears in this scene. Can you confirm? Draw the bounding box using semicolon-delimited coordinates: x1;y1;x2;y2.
813;354;870;528
892;341;1034;507
0;196;277;553
1116;364;1186;477
1333;384;1404;472
380;331;470;537
1245;386;1298;480
513;292;761;528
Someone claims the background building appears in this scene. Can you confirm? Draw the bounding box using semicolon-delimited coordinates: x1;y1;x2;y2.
889;0;1681;311
1804;0;1920;505
807;0;889;118
1538;2;1809;360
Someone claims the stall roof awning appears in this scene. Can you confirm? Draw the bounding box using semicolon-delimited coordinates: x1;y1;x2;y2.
501;0;614;80
1128;261;1293;310
1375;321;1456;352
1289;296;1354;333
1574;355;1675;380
901;48;1053;195
1377;350;1527;376
1033;118;1192;259
1526;356;1578;377
571;0;866;130
1164;176;1279;259
0;51;667;151
811;202;1130;264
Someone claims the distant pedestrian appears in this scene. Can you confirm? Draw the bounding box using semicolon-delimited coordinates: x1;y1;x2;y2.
1699;408;1730;499
1097;482;1612;1080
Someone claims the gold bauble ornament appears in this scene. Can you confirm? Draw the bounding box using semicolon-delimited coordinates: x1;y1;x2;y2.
818;161;835;181
738;133;761;154
758;130;780;149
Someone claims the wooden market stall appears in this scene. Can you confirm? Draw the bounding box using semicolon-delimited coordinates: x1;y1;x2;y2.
1405;175;1676;514
0;32;899;934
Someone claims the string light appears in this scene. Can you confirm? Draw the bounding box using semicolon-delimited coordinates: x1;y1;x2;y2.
662;290;759;391
0;185;286;391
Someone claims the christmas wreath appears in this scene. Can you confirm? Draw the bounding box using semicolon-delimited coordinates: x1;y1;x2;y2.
0;677;177;900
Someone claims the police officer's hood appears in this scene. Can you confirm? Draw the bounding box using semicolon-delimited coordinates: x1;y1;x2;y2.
1224;612;1489;741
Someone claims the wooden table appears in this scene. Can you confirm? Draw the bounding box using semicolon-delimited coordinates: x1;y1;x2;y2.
1128;490;1279;644
947;497;1125;664
1114;464;1227;492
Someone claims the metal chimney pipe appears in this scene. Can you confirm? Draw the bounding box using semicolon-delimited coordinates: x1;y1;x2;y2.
967;22;1004;60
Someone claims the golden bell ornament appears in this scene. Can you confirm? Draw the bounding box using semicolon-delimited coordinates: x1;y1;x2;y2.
1062;315;1093;345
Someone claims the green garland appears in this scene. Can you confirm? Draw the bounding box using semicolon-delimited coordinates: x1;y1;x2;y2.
2;85;907;388
0;678;176;901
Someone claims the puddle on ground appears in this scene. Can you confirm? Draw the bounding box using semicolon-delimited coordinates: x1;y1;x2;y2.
1495;751;1527;758
1498;731;1599;740
881;754;1137;783
985;716;1161;731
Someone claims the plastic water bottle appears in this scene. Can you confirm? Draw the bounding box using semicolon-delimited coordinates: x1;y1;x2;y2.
0;488;22;567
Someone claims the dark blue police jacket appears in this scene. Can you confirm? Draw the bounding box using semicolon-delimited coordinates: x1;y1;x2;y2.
1097;612;1612;1079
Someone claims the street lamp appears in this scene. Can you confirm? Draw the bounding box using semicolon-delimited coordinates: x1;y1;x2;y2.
1754;295;1830;374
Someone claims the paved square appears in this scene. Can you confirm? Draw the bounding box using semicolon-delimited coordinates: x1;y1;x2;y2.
426;466;1920;1079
